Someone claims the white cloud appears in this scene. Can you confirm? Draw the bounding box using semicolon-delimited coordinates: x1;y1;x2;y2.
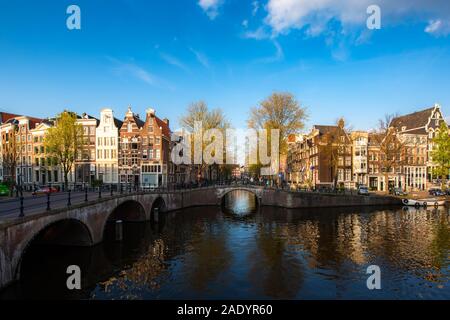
160;53;190;73
264;0;450;36
252;1;259;16
243;26;270;40
189;47;210;69
108;57;174;90
255;41;284;63
242;19;249;28
198;0;223;20
425;19;450;37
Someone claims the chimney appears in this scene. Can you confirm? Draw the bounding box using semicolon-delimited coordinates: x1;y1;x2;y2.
146;108;155;117
163;118;169;127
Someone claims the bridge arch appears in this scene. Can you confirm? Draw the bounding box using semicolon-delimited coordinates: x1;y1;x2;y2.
108;199;147;222
13;218;94;281
150;197;166;220
102;199;147;239
220;188;260;209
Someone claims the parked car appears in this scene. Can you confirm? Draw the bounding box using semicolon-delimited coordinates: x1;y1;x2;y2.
32;186;59;195
391;187;407;196
357;185;370;196
0;184;9;196
429;188;445;196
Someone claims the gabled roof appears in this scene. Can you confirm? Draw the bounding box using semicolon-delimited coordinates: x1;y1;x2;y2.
77;113;100;126
390;107;434;132
314;125;338;135
0;112;22;124
154;116;170;137
133;115;145;128
114;117;124;129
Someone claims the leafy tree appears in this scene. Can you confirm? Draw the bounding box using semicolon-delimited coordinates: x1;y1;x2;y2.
431;122;450;189
44;111;84;189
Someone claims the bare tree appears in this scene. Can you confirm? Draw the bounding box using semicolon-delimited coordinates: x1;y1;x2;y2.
372;114;406;192
321;118;353;189
247;92;308;182
179;101;230;182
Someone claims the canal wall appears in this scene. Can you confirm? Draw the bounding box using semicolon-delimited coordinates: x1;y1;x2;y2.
260;189;400;208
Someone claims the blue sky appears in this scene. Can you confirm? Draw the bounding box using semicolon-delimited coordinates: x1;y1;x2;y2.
0;0;449;131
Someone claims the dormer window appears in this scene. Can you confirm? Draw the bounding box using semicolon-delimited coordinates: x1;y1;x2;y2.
402;126;406;131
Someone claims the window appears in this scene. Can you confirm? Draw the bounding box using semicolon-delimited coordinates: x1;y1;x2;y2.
156;149;160;159
155;137;160;145
127;123;132;132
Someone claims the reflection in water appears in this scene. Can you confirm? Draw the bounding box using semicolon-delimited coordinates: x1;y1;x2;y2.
222;190;257;216
1;194;449;299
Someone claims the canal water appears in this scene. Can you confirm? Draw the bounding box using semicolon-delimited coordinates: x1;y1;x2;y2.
1;190;449;299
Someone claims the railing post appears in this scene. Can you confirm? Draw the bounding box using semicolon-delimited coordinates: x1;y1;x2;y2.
85;188;88;202
98;187;102;199
19;196;24;217
67;190;72;206
46;192;51;211
110;186;113;197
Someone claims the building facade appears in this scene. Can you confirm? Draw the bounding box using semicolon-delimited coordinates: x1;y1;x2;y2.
75;114;98;187
95;108;122;184
140;108;171;187
118;107;144;186
351;131;368;186
30;120;65;188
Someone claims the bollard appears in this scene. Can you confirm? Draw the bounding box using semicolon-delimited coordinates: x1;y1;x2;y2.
46;192;51;211
115;220;123;241
67;190;72;206
154;208;159;223
110;187;113;197
19;196;24;217
85;188;88;202
98;188;102;199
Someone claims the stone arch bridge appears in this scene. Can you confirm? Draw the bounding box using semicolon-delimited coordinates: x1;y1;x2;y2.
0;186;399;289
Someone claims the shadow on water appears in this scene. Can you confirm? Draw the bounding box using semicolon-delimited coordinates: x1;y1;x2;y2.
1;200;449;300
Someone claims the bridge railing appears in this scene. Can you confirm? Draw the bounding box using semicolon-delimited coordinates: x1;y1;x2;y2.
0;181;365;220
0;182;239;220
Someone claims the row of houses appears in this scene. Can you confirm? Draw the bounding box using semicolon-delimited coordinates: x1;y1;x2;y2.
0;107;194;190
286;104;448;192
